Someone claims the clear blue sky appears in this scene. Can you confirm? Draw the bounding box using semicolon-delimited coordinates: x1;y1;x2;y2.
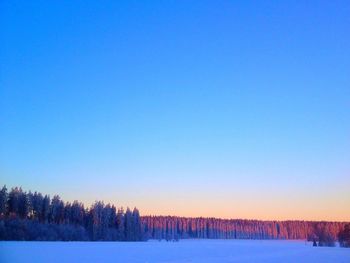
1;0;349;220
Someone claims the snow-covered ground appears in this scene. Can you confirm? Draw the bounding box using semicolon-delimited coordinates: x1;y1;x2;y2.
1;239;349;263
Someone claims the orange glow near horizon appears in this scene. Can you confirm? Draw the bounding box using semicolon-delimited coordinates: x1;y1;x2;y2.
67;186;350;222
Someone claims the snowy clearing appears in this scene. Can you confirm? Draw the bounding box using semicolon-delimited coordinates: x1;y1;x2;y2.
1;239;350;263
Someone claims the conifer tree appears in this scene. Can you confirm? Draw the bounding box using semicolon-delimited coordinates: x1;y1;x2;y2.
0;185;7;216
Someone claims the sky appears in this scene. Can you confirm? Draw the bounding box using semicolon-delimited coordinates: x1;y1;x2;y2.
1;0;349;221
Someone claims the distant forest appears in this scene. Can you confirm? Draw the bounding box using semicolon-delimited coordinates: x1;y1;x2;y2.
142;216;349;247
0;185;349;247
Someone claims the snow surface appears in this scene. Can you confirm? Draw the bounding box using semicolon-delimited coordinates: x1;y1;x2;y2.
1;239;350;263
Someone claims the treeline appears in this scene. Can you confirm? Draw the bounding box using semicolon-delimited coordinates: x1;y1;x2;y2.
1;185;349;246
141;216;350;246
0;185;143;241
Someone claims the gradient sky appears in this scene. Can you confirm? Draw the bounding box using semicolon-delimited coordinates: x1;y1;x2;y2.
1;0;349;221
